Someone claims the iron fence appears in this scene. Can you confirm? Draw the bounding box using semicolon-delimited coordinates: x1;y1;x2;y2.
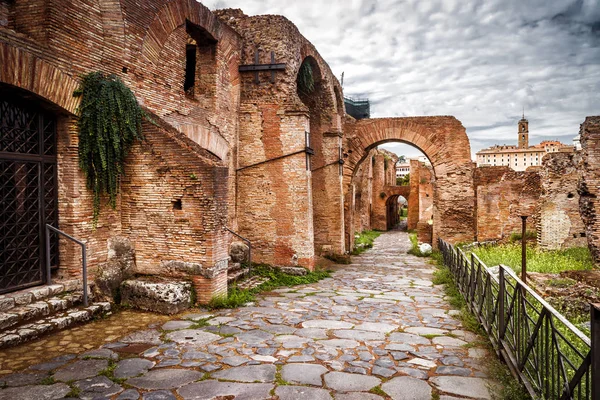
438;238;598;400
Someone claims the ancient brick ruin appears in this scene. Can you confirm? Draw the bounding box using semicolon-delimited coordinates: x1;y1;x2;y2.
1;1;599;316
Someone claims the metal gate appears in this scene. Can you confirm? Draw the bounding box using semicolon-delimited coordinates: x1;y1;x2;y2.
0;95;59;294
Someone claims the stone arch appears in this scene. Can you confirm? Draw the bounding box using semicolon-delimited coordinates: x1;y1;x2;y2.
137;0;223;66
0;42;79;114
343;117;475;247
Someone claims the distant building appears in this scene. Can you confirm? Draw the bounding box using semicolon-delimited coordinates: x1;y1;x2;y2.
396;162;410;177
476;117;574;171
344;96;370;120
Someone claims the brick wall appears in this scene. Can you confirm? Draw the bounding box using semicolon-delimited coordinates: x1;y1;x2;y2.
537;153;586;249
578;117;600;263
474;167;541;241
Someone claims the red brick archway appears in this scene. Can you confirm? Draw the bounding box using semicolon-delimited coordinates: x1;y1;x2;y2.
344;117;475;247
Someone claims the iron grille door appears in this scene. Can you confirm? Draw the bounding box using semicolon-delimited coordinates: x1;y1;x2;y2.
0;96;58;294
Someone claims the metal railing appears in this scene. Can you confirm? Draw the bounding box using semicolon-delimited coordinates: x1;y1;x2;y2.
45;225;88;307
438;238;598;400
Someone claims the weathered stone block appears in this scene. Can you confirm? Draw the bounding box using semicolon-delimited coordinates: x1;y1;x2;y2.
96;237;136;302
279;266;308;276
120;279;192;315
230;241;249;263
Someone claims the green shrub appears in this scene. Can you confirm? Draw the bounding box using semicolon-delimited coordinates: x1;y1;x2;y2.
509;231;537;242
207;264;331;309
352;230;382;255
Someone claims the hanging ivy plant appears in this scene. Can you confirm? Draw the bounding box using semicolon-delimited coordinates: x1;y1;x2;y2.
73;72;145;226
297;60;315;96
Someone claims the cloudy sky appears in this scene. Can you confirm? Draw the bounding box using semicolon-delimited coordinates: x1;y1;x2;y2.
203;0;600;159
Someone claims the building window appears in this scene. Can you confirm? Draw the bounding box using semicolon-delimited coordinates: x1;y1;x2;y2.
184;43;197;94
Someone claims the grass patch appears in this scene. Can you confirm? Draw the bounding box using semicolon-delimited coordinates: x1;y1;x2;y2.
407;232;429;257
488;357;532;400
65;386;82;398
189;318;211;329
471;243;593;274
509;231;537;242
207;264;331;309
40;376;55;385
275;365;290;386
352;230;382;255
369;386;388;397
546;278;576;288
98;359;126;384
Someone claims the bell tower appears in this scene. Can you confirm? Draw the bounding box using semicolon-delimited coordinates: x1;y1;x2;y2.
518;113;529;149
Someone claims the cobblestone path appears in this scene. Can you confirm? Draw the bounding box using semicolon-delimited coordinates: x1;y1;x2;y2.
0;230;494;400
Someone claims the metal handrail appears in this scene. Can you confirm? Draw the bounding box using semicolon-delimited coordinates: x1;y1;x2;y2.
438;238;595;399
45;224;88;307
224;226;252;266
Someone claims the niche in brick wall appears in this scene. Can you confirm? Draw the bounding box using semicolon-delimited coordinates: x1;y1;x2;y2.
184;20;217;109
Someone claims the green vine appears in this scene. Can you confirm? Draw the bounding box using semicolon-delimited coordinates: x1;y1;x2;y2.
73;72;145;226
297;60;315;95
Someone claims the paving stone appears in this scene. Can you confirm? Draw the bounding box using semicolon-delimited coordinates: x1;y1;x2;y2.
281;363;328;385
177;380;273;399
405;327;447;336
221;356;249;366
407;357;437;369
53;359;108;381
276;385;331;400
295;328;329;339
0;383;71;400
333;329;385;341
430;376;492;399
372;365;395;377
161;320;193;330
120;329;162;345
142;391;176;400
117;389;141;399
387;332;430;345
165;329;220;346
74;375;123;399
354;322;398;333
333;393;384;400
114;358;155;379
391;351;409;361
126;369;204;390
0;372;47;387
212;364;276;383
382;376;432;400
432;336;467;347
235;329;274;344
324;371;381;391
435;366;472;376
80;348;118;360
251;354;277;362
302;319;354;329
319;339;360;348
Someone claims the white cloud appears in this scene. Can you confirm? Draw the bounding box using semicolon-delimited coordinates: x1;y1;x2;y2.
200;0;600;159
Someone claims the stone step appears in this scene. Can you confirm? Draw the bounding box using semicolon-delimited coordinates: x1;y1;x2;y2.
227;268;250;285
0;302;111;349
236;276;269;291
0;291;93;332
0;279;89;312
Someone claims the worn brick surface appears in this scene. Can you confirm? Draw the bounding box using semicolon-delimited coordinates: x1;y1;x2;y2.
578;117;600;263
537;153;586;249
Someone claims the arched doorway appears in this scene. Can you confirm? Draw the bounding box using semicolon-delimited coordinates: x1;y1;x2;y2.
343;117;475;250
0;86;59;293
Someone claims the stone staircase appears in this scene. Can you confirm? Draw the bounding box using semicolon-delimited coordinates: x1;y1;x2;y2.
227;262;250;285
0;280;111;348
